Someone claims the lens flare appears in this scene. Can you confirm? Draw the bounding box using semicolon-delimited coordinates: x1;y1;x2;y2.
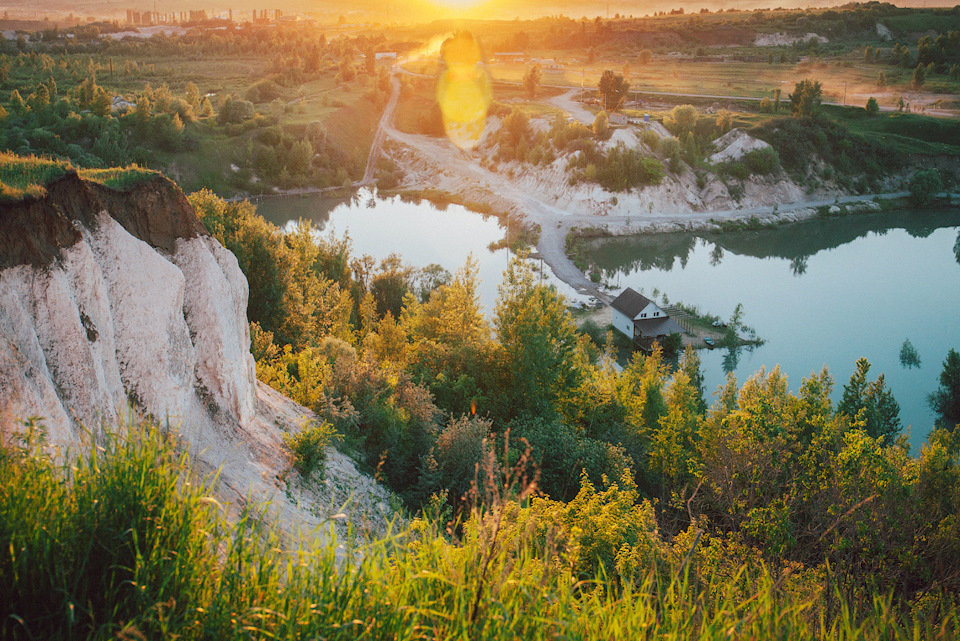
437;31;491;150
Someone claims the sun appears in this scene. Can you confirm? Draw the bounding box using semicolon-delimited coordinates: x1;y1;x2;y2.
425;0;488;13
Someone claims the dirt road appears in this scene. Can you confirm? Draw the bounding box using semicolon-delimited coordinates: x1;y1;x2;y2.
376;69;949;305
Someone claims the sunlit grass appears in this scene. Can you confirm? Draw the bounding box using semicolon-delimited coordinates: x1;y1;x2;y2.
0;152;157;203
2;418;957;640
0;153;70;202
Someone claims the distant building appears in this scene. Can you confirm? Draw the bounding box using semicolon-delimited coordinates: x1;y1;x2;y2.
375;52;398;60
493;52;525;63
531;57;564;71
611;287;686;346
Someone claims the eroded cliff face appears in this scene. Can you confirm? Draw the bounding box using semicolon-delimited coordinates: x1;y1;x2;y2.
0;173;255;442
0;173;397;538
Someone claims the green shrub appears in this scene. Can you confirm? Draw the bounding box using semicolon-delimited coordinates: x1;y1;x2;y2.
284;420;341;477
218;96;256;125
743;147;780;175
245;78;282;103
640;128;661;149
728;162;750;180
658;136;680;158
908;168;943;206
659;332;684;354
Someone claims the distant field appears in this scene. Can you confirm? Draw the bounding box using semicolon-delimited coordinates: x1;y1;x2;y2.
404;57;958;107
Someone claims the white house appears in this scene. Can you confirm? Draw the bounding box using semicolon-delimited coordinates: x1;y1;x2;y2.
611;287;685;344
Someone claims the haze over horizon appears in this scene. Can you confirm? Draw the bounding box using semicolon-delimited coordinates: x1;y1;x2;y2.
9;0;959;25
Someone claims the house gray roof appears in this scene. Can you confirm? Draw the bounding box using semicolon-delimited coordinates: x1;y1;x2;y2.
611;288;653;318
633;316;685;338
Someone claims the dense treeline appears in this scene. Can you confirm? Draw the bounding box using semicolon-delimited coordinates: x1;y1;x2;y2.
475;3;960;58
188;190;960;616
0;30;391;191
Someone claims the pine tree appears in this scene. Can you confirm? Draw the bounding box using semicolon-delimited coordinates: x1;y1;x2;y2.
930;349;960;431
912;63;926;88
839;358;902;441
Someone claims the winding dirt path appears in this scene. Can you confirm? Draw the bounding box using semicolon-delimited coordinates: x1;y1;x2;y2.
362;72;402;185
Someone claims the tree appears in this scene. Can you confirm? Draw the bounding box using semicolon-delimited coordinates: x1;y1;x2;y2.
370;253;415;319
27;84;50;112
91;86;112;117
199;96;214;117
184;81;200;110
597;70;630;112
929;349;960;430
773;87;781;113
908;169;942;206
665;104;697;137
365;47;376;76
494;255;582;418
501;107;532;148
912;63;926;88
135;95;152;126
522;64;542;99
865;97;880;116
838;357;902;442
592;110;610;139
715;108;732;134
638;49;652;64
218;96;255;125
287;139;313;176
9;89;27;116
789;79;823;118
876;71;886;87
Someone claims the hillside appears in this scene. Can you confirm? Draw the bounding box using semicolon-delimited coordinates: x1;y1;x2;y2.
0;165;397;537
1;157;959;638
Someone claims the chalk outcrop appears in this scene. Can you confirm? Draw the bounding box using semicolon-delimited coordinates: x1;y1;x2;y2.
0;173;253;443
709;129;773;164
0;173;396;537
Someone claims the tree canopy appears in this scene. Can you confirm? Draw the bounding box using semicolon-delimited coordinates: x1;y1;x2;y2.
788;79;823;118
597;70;630;112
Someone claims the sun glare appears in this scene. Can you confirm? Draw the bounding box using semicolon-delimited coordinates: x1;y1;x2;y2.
401;33;453;65
427;0;488;12
436;31;492;150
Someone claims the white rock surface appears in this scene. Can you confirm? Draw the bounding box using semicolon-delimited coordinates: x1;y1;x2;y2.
709;129;773;164
0;188;398;540
754;32;828;46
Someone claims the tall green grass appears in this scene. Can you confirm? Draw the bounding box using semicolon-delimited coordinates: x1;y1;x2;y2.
0;152;157;203
1;419;957;640
0;153;70;202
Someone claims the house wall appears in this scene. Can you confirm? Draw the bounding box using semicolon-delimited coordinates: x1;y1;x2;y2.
636;302;665;319
612;307;636;339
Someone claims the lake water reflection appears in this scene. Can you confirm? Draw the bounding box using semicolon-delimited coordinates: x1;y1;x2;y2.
254;189;585;315
584;208;960;452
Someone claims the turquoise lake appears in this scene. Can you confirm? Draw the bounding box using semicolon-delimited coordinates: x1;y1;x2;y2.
257;191;960;453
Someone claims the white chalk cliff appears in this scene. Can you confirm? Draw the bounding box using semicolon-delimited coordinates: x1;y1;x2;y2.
0;173;395;536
